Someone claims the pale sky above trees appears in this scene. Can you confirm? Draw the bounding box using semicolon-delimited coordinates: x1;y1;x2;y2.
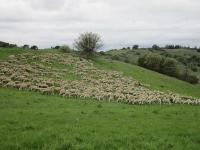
0;0;200;49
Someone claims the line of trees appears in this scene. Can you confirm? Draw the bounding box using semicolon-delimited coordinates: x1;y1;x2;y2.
0;41;39;50
0;41;17;48
120;44;200;50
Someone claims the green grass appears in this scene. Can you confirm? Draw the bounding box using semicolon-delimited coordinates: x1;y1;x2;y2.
93;58;200;98
0;48;28;59
0;88;200;150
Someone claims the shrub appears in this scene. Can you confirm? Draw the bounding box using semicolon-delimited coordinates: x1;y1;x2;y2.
175;45;181;49
23;45;29;49
138;54;164;72
161;58;178;77
0;41;9;47
191;66;198;72
59;45;71;53
31;45;38;50
186;74;199;84
152;44;160;50
55;46;60;49
132;45;139;49
138;54;198;84
8;44;17;48
74;32;103;57
165;45;182;49
0;41;17;48
180;69;199;84
99;51;106;55
111;55;120;61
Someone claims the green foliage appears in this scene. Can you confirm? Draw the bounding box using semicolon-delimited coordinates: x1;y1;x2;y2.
132;45;139;49
179;69;199;84
23;45;29;49
0;41;17;48
138;54;199;84
59;45;71;53
99;51;106;55
74;32;103;57
0;88;200;149
54;46;60;49
152;44;160;50
30;45;38;50
138;54;164;72
165;45;182;49
162;58;178;76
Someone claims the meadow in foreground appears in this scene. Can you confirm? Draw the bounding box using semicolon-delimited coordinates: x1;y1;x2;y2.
0;88;200;150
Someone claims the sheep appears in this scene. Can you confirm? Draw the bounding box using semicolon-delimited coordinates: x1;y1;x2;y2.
1;52;200;105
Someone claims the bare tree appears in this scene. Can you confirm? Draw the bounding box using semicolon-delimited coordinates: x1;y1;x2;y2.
74;32;103;57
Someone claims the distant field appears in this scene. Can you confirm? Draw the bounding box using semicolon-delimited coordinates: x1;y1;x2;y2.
0;88;200;149
93;58;200;98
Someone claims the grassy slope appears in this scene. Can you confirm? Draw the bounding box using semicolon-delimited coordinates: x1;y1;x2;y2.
0;48;27;59
0;48;200;149
0;88;200;150
93;58;200;98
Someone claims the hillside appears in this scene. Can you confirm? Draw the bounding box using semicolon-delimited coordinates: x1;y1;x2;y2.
93;59;200;98
104;48;200;79
0;48;200;149
0;48;199;104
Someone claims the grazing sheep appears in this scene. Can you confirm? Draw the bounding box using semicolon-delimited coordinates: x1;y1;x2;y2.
0;52;199;105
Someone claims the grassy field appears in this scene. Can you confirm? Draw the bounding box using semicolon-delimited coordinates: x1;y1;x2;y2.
0;88;200;150
93;58;200;98
0;47;28;59
0;48;200;149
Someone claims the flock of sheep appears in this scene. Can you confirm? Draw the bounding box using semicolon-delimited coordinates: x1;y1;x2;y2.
0;52;199;105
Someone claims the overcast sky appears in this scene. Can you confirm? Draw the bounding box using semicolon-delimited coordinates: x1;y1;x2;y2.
0;0;200;49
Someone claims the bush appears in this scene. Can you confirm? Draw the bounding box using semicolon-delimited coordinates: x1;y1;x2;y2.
191;66;198;72
0;41;9;47
8;44;17;48
59;45;71;53
23;45;29;49
165;45;182;49
138;54;164;72
55;46;60;49
187;75;199;84
31;45;38;50
0;41;17;48
99;51;106;55
152;44;160;50
138;54;198;84
74;32;103;57
111;55;120;61
161;58;178;77
132;45;139;49
180;69;199;84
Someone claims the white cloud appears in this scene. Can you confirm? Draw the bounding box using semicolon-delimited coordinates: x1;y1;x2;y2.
0;0;200;49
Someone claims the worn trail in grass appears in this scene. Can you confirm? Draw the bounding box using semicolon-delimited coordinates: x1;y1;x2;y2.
0;88;200;149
